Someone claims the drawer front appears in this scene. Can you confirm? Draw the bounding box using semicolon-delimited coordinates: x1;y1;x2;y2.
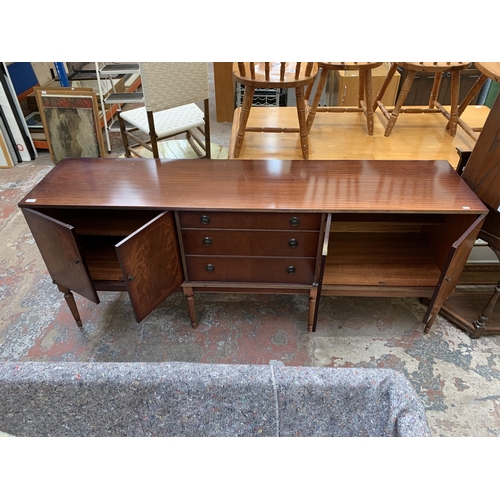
178;211;322;230
181;229;319;257
185;256;315;284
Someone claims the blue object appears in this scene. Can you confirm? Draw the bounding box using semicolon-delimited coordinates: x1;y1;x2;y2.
7;62;39;95
54;62;69;87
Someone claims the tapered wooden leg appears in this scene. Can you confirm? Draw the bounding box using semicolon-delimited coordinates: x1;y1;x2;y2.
457;74;487;117
233;86;255;158
295;86;309;159
183;286;197;328
308;287;318;332
118;113;131;158
55;282;82;327
373;62;398;112
471;280;500;339
384;69;416;137
428;72;443;109
147;111;160;158
362;69;374;135
448;70;460;137
423;313;437;334
204;98;211;159
306;67;328;132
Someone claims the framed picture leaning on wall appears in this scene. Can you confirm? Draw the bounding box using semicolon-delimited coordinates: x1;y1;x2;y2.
34;87;105;164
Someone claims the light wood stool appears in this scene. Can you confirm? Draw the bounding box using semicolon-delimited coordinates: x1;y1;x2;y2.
450;62;500;141
232;62;318;159
374;62;471;137
306;62;383;135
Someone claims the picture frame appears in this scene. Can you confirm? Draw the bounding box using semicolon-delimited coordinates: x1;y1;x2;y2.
0;127;14;168
34;87;105;164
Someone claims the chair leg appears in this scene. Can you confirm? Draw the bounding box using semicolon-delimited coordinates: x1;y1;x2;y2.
384;69;416;137
204;98;211;159
306;67;328;133
428;71;443;109
233;86;255;158
295;86;309;160
373;62;398;112
447;73;488;131
448;70;460;136
118;113;131;158
147;111;160;158
362;69;375;135
358;70;365;108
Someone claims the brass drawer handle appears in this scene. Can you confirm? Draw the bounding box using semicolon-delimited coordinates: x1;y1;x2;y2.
289;216;300;227
288;238;298;248
206;264;215;272
73;258;81;264
287;266;296;274
203;237;213;246
200;215;210;225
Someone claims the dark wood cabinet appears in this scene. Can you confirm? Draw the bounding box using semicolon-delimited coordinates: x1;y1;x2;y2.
19;158;487;333
21;207;183;324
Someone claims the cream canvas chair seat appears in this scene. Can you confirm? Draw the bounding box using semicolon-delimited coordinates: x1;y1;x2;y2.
118;62;210;159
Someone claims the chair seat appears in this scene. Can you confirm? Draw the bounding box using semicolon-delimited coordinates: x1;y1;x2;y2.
120;103;205;139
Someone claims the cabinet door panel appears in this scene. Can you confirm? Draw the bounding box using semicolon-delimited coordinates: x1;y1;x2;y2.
115;211;183;323
424;214;486;325
21;208;99;303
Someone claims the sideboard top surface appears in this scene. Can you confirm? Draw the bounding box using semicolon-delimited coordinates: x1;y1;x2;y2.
19;158;487;214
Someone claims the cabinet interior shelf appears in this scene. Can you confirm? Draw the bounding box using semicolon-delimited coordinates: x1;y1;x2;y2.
324;232;442;287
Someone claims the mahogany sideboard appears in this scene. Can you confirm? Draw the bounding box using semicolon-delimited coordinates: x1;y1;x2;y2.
18;157;487;333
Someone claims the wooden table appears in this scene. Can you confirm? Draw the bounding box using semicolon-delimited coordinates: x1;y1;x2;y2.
228;105;490;166
19;157;487;333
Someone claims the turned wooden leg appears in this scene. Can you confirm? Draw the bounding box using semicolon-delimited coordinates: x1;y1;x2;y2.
308;287;318;332
385;69;416;137
373;62;398;112
358;69;365;108
183;286;197;328
55;282;82;327
423;313;437;334
456;74;487;118
295;86;309;159
233;86;255;158
448;70;460;137
306;67;328;133
471;280;500;339
428;71;443;109
362;69;374;135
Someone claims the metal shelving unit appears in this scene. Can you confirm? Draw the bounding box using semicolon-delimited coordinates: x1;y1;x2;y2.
95;63;144;152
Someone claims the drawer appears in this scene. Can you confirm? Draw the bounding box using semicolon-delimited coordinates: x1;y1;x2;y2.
178;211;322;230
185;256;316;284
181;229;319;257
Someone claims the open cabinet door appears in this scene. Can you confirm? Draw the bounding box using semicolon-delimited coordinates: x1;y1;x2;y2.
21;208;99;303
423;214;486;331
115;211;184;323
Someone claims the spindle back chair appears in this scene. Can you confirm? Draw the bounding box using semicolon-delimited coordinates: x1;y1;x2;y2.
231;62;318;159
305;62;383;135
374;62;471;137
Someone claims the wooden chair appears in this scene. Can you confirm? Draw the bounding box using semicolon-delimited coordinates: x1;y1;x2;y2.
118;62;210;159
374;62;471;137
306;62;383;135
448;62;500;141
232;62;318;159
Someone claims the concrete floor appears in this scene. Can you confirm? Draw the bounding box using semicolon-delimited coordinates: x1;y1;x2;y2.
1;66;500;437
